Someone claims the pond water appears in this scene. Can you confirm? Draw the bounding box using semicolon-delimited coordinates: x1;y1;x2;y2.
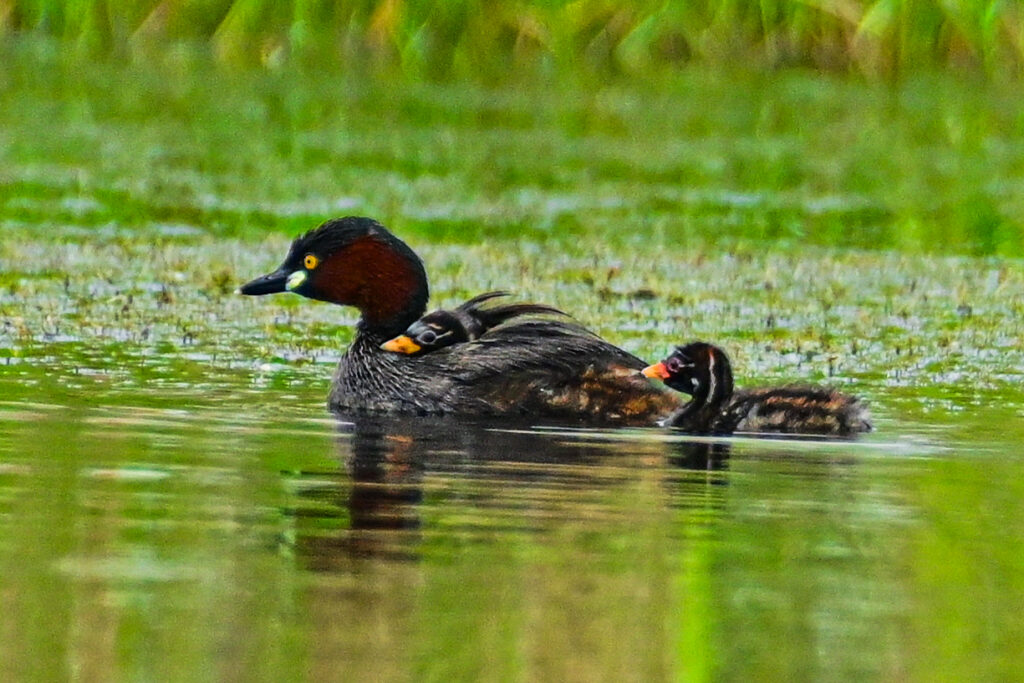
3;49;1024;680
4;358;1024;681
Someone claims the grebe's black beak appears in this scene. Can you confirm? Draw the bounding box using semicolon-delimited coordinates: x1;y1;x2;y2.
238;267;290;296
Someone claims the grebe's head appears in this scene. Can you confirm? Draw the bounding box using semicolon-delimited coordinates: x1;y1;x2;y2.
380;310;469;356
240;217;429;335
642;342;730;396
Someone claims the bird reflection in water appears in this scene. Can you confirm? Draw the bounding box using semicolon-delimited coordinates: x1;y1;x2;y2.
284;417;731;570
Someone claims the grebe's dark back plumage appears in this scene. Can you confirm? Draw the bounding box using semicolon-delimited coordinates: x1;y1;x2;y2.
643;341;871;436
381;291;567;355
240;217;681;423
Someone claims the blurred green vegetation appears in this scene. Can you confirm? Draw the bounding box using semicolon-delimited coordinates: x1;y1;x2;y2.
2;43;1022;256
2;0;1023;79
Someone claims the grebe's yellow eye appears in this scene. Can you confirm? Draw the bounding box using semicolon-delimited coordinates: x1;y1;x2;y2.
304;254;319;270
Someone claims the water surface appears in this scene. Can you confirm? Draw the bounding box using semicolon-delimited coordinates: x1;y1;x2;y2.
4;345;1023;680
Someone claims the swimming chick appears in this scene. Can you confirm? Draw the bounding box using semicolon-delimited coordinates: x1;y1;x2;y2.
380;291;565;356
642;341;871;436
239;217;682;423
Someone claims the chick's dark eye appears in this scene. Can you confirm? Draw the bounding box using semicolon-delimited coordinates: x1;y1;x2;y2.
666;358;682;373
418;330;437;345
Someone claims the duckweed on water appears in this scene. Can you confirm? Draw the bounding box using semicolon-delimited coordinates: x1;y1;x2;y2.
3;230;1024;438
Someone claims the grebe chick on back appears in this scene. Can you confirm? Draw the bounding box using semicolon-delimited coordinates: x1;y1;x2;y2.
642;342;871;436
380;291;565;356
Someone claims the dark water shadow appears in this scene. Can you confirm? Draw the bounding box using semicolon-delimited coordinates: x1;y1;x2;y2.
275;417;895;679
286;416;734;569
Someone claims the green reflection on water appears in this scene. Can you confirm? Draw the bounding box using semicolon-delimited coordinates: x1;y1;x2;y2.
5;375;1024;680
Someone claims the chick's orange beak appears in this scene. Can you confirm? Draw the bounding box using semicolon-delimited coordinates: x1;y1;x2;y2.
641;362;670;380
380;335;422;355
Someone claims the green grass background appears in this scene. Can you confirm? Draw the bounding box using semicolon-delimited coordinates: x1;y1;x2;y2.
3;0;1024;79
